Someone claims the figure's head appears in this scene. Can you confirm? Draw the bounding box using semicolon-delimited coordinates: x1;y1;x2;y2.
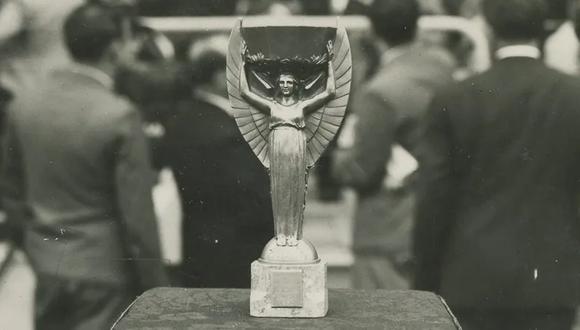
277;73;297;97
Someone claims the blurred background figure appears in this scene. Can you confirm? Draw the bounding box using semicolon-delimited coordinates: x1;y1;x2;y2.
161;35;273;288
545;0;580;75
0;1;82;307
443;0;481;17
137;0;238;16
333;0;455;290
0;3;168;329
236;0;331;16
414;0;580;329
0;0;82;95
136;0;331;16
236;0;303;15
343;0;372;15
114;24;183;165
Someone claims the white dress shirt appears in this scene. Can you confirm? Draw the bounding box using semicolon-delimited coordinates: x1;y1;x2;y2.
496;44;541;60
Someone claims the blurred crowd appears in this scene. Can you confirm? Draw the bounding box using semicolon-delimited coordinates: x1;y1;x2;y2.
2;0;580;329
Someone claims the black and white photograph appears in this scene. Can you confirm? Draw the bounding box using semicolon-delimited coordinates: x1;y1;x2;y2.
1;0;580;329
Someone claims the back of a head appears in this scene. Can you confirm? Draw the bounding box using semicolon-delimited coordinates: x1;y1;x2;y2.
441;0;464;16
482;0;548;42
188;35;228;85
368;0;420;46
64;3;122;64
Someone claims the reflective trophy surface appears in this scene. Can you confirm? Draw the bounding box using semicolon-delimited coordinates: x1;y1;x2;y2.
226;17;351;317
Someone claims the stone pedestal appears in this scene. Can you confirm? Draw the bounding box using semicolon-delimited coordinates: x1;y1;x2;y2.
250;259;328;318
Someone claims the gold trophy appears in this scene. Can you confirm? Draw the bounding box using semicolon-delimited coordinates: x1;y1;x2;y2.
227;17;351;317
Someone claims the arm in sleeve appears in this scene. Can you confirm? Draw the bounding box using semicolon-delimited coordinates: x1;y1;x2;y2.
0;108;28;245
412;93;457;292
332;89;397;193
114;107;169;290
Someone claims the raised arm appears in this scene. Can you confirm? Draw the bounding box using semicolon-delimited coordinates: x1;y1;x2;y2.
239;46;272;114
0;105;30;243
115;108;170;289
303;60;336;115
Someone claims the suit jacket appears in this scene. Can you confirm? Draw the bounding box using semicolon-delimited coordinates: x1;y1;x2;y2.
333;45;455;257
414;57;580;309
0;64;168;290
162;90;273;287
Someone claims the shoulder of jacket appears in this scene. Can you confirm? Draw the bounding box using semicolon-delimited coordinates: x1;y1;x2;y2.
365;69;411;96
103;92;137;114
89;94;141;133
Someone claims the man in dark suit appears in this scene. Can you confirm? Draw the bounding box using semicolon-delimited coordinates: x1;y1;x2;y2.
161;35;273;288
333;0;455;289
0;4;168;329
414;0;580;328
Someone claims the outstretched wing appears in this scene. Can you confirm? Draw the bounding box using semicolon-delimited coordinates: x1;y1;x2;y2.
226;21;271;168
304;25;352;167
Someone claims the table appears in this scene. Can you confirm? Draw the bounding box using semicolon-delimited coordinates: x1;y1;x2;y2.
113;288;461;329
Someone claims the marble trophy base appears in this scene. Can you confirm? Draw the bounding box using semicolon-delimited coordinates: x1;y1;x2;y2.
250;239;328;318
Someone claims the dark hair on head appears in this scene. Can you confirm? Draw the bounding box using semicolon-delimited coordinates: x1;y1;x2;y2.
63;3;122;63
367;0;420;46
190;50;227;84
441;0;465;16
188;35;228;85
482;0;548;41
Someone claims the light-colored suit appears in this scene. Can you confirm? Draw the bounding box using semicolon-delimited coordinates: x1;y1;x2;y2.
334;44;455;288
1;64;168;328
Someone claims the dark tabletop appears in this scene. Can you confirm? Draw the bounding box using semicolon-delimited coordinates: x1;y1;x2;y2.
113;288;461;329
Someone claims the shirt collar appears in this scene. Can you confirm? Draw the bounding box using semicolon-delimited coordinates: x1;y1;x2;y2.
68;63;114;90
380;43;456;69
496;45;541;60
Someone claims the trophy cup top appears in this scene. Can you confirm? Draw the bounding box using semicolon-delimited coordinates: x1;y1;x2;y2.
240;17;337;64
227;17;351;168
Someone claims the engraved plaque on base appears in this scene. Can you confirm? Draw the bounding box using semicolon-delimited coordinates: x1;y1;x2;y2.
250;260;327;317
271;270;303;308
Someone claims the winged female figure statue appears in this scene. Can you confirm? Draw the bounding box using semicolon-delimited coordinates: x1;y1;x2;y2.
226;18;351;250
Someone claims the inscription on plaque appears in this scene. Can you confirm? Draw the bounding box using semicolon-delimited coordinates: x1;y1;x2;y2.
271;270;303;308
